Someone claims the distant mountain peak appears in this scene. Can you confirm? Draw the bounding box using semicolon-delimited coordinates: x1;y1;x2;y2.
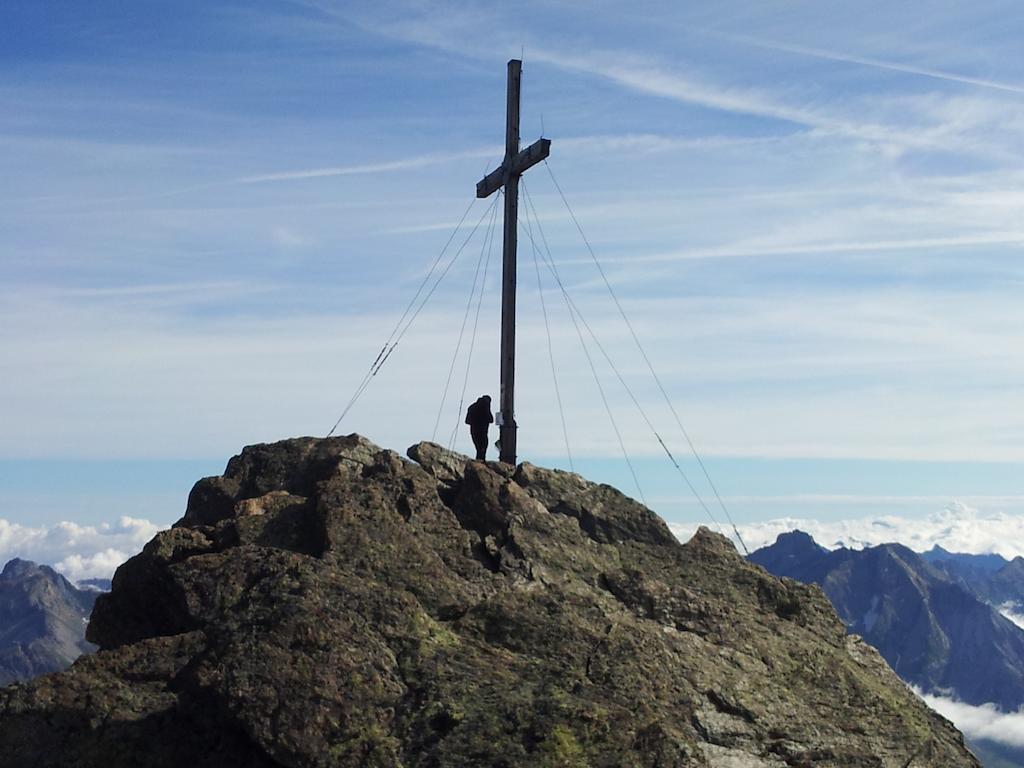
1;558;41;580
775;529;825;550
750;534;1024;713
920;546;1008;575
0;557;99;687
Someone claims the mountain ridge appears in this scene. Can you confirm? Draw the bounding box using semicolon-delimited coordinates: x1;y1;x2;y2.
0;557;98;687
750;531;1024;712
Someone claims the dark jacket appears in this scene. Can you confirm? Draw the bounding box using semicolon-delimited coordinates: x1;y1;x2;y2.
465;399;494;432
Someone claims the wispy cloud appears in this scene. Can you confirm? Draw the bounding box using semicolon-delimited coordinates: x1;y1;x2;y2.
555;132;791;154
511;48;973;155
299;4;889;144
332;5;1023;161
727;35;1024;95
231;130;778;190
5;264;1024;464
235;146;498;184
271;226;310;249
589;231;1024;264
52;280;272;301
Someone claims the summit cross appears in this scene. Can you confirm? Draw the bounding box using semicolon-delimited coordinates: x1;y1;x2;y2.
476;58;551;465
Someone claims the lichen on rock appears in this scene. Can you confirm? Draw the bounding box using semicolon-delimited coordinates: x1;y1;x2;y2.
0;436;981;767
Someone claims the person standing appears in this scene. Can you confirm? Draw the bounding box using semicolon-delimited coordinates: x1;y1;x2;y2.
465;395;494;461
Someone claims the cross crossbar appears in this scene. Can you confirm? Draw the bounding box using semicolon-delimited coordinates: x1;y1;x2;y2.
476;138;551;199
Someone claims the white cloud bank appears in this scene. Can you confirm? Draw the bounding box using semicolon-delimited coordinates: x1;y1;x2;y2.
0;516;164;582
998;603;1024;630
671;501;1024;559
915;688;1024;751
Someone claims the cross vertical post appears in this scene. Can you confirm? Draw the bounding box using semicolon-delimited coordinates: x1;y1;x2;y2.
477;59;551;465
499;60;521;466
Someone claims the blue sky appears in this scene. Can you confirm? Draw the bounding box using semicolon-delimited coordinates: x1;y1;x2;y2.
2;0;1023;547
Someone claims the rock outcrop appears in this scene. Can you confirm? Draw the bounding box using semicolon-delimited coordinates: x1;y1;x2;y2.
0;436;980;767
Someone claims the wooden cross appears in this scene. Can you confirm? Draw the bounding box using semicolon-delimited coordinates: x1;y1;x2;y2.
476;59;551;465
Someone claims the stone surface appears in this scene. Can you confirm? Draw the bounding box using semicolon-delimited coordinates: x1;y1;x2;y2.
0;436;981;767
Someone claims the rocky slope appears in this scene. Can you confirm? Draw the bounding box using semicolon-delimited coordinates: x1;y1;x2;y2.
750;532;1024;711
0;436;980;767
920;546;1024;608
0;558;98;687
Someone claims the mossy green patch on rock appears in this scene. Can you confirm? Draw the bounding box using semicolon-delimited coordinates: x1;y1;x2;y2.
537;723;587;767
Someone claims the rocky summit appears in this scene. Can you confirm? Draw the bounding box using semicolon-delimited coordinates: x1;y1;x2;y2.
0;436;979;767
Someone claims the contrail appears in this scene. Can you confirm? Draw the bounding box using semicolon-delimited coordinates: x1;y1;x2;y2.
236;147;498;184
729;36;1024;95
